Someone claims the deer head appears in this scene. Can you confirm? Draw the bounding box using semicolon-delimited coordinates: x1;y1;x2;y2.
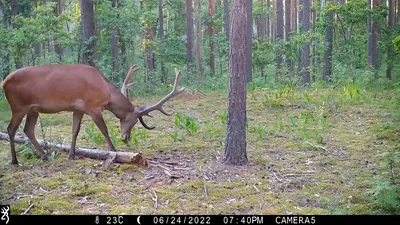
118;67;185;143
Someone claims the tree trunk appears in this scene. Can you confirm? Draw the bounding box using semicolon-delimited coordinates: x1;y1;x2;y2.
301;0;311;85
276;0;283;80
367;0;373;68
257;0;266;41
80;0;96;67
285;0;292;71
245;1;253;83
266;0;270;38
208;0;215;77
195;0;204;84
54;0;64;61
159;0;167;83
111;0;119;73
223;0;248;166
271;0;275;42
11;0;22;69
223;0;230;41
292;0;296;32
186;0;194;70
386;0;394;80
0;132;148;167
323;0;333;82
371;0;381;79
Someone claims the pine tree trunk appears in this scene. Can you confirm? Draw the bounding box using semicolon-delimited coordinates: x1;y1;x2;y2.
266;0;270;38
54;0;64;61
195;0;204;84
186;0;194;71
223;0;230;41
276;0;283;80
323;0;333;82
301;0;311;85
386;0;394;80
245;1;253;83
159;0;167;83
223;0;248;166
285;0;292;71
208;0;215;77
80;0;96;67
111;0;119;74
11;0;22;69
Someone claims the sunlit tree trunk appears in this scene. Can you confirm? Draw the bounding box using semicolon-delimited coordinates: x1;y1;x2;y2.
195;0;204;84
208;0;215;77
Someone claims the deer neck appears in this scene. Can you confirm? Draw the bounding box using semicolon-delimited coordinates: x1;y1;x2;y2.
105;87;135;120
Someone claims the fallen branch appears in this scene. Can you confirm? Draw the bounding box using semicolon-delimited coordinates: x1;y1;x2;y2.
273;172;283;182
305;141;329;152
0;132;148;167
204;184;208;198
22;201;34;215
149;190;158;209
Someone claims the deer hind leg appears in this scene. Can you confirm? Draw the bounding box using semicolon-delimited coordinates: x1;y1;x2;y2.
7;111;27;165
23;111;48;161
69;112;84;159
89;111;116;152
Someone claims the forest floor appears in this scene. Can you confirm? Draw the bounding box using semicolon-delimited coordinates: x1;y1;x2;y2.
0;82;399;215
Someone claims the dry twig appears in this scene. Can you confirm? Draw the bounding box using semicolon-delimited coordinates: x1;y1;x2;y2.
22;201;34;215
204;184;208;198
149;190;158;209
273;172;283;182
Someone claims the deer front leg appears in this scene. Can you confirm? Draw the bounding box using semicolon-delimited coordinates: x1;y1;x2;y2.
7;111;27;165
23;111;49;161
89;112;116;152
69;112;84;159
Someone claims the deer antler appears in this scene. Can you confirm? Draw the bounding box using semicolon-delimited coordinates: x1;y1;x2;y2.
136;68;185;129
121;65;140;98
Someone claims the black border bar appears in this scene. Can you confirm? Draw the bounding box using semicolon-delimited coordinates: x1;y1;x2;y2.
2;215;399;225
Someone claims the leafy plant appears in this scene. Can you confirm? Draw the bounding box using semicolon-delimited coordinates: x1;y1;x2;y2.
175;113;200;135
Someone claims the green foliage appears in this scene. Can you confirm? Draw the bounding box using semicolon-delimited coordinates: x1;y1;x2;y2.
368;147;400;214
175;112;200;135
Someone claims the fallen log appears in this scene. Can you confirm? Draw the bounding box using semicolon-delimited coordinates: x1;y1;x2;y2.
0;132;148;167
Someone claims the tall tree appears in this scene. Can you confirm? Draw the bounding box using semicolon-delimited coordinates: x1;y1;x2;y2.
371;0;381;79
208;0;215;77
80;0;96;67
186;0;194;70
11;0;22;69
159;0;167;83
223;0;230;41
367;0;373;68
54;0;64;61
245;0;252;83
111;0;119;73
276;0;283;80
266;0;270;38
143;0;156;79
291;0;296;32
301;0;311;84
257;0;266;40
223;0;248;166
195;0;204;84
386;0;394;80
323;0;333;81
285;0;292;71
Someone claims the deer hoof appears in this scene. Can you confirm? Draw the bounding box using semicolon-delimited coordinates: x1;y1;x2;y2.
41;154;49;161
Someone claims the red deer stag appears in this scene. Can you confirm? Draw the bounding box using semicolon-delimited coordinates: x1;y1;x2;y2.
1;64;185;165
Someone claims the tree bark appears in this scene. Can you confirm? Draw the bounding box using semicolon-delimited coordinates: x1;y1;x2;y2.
276;0;283;80
245;1;253;83
0;132;148;167
186;0;194;70
285;0;292;71
80;0;96;67
223;0;230;41
159;0;167;83
323;0;333;82
195;0;204;84
54;0;64;61
301;0;311;85
367;0;373;68
292;0;296;32
257;0;266;41
11;0;22;69
386;0;394;80
266;0;270;38
223;0;248;166
111;0;119;73
208;0;215;77
371;0;381;79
